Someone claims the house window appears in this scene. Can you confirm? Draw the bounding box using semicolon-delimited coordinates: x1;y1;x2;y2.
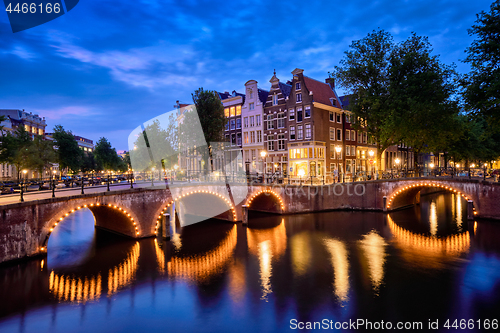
225;108;230;117
336;113;342;123
305;123;311;139
231;134;236;145
296;82;301;90
244;117;248;128
225;122;229;131
296;93;302;102
267;114;274;130
236;118;241;129
346;145;350;156
363;132;368;144
290;126;296;140
250;116;255;127
267;135;275;151
277;112;285;128
250;131;255;143
297;125;303;140
329;111;334;122
346;114;351;123
250;103;255;110
256;115;261;126
351;130;355;141
251;149;256;160
257;130;262;143
249;90;253;99
351;146;356;156
305;106;311;118
230;119;235;130
330;127;335;141
345;130;350;141
297;107;303;122
244;132;249;144
289;108;295;121
273;94;278;105
236;105;241;115
230;107;235;117
337;150;342;160
237;133;242;146
330;163;337;172
278;134;285;150
225;134;229;142
330;145;336;158
336;128;342;141
358;132;362;143
346;160;352;173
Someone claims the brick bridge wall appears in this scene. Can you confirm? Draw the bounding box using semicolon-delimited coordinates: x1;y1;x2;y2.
0;179;498;264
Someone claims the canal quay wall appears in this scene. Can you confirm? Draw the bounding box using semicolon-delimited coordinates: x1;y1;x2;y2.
0;178;499;264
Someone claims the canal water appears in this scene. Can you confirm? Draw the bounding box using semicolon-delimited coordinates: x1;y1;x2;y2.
0;192;499;332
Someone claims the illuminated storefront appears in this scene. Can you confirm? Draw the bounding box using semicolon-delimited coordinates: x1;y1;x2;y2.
288;142;325;179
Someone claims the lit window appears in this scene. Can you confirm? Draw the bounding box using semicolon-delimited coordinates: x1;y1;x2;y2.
244;132;249;144
267;135;275;151
345;130;350;141
330;145;336;159
236;105;241;116
230;107;235;117
329;127;335;141
336;128;342;141
290;126;295;140
297;125;303;140
225;108;230;117
346;145;350;156
250;131;255;143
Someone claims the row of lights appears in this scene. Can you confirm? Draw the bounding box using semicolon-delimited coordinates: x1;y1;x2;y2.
246;190;285;211
154;190;238;234
387;183;471;210
40;203;139;252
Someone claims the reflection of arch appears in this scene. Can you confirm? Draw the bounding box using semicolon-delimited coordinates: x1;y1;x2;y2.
387;215;470;257
40;203;140;251
153;190;237;233
165;225;237;281
48;242;140;302
245;189;284;211
247;219;287;259
387;182;474;213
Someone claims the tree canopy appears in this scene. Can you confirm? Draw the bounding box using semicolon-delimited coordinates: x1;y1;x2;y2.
94;137;125;172
52;125;82;174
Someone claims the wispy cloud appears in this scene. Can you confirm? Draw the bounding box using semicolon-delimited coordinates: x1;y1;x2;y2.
32;106;98;121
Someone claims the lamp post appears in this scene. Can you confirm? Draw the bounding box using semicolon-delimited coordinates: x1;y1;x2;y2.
20;169;28;202
470;163;475;179
430;163;435;177
52;170;56;197
260;150;267;184
335;146;342;183
274;162;278;183
151;167;155;186
484;163;487;181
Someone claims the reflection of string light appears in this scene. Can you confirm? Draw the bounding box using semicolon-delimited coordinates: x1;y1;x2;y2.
48;242;140;302
323;238;349;303
166;225;237;282
247;219;287;259
41;204;139;252
257;240;273;300
154;239;165;273
388;215;470;267
246;190;285;211
387;183;473;213
430;202;438;236
358;231;387;294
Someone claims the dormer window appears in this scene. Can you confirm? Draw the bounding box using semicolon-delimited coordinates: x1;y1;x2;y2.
296;82;301;90
330;97;335;106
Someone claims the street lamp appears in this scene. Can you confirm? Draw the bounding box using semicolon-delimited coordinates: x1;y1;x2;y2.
335;146;342;182
368;150;375;179
395;158;400;170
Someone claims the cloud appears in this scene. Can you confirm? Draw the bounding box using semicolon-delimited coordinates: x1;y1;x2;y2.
32;106;98;121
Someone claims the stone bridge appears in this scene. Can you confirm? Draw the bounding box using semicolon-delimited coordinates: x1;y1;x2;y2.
0;178;498;264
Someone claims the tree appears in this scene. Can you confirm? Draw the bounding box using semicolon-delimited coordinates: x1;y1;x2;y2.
0;126;32;180
25;135;57;177
52;125;83;174
94;137;123;172
191;88;226;173
333;29;459;171
462;0;500;129
81;152;96;173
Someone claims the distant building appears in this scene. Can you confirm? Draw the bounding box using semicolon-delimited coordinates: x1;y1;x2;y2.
45;133;94;153
0;109;48;179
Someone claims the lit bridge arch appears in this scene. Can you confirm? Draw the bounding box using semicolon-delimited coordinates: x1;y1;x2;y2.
245;189;285;214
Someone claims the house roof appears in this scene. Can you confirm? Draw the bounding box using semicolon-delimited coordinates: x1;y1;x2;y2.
303;76;339;107
278;82;292;98
258;88;269;103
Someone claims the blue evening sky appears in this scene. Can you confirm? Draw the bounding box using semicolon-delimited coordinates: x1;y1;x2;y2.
0;0;493;150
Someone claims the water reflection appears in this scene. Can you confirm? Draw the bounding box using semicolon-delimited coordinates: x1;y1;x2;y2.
247;219;287;300
322;238;349;303
358;230;387;294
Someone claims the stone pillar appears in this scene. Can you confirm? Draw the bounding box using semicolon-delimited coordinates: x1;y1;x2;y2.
467;200;474;220
242;205;248;226
383;196;387;212
162;213;171;240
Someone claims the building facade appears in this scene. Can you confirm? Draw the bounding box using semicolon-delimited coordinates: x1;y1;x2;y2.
220;91;245;174
241;80;269;174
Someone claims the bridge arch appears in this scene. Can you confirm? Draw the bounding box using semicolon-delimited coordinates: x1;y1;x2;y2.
245;189;284;214
40;202;142;252
153;189;237;233
386;181;475;215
